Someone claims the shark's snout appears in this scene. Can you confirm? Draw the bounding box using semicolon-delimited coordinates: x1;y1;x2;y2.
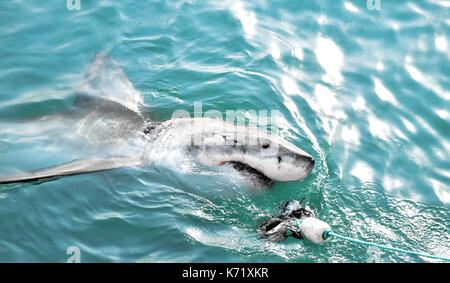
274;150;315;181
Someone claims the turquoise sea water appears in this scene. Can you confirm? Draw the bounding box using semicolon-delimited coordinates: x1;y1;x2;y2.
0;0;449;262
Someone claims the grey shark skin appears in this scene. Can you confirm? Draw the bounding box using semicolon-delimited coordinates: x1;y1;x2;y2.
0;54;315;186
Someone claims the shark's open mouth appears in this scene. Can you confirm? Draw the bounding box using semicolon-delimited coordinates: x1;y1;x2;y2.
226;161;274;187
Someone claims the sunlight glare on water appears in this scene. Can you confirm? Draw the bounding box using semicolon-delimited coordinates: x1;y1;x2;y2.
0;0;448;262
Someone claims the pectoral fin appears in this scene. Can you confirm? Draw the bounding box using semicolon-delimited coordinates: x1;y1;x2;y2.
0;156;141;184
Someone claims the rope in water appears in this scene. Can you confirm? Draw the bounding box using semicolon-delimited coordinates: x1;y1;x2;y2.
323;230;450;262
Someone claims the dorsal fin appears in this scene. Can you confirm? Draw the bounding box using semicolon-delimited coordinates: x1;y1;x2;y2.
72;54;146;143
76;53;144;114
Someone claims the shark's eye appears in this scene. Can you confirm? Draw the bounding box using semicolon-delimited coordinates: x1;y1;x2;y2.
262;142;270;149
278;156;282;163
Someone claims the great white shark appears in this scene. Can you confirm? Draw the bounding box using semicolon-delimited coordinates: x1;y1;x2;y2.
0;54;315;186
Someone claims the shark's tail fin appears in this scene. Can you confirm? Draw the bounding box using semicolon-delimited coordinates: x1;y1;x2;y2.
0;156;141;185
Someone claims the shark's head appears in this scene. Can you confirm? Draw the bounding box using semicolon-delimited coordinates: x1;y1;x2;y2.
191;122;315;183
